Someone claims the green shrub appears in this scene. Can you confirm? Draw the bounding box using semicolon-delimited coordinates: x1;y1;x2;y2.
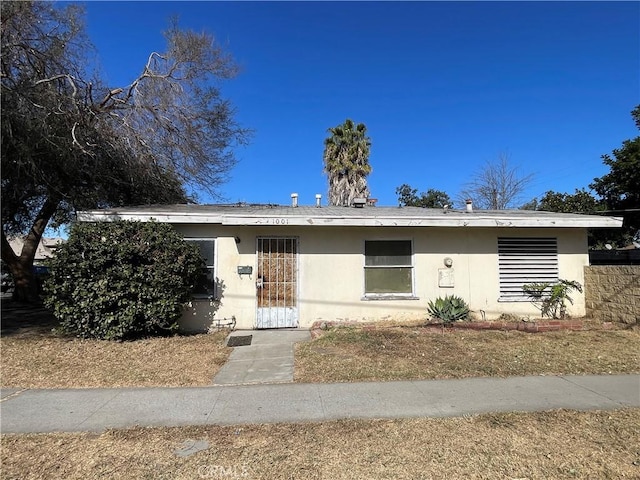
522;279;583;319
44;221;204;340
427;295;470;323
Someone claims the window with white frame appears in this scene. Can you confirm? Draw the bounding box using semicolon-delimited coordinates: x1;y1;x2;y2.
185;238;216;297
498;237;558;301
364;240;414;296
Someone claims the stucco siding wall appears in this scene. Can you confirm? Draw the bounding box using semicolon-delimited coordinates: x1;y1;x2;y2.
300;227;424;324
173;224;590;330
177;225;259;331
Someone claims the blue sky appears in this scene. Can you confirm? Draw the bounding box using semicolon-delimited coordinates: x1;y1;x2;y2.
81;1;639;208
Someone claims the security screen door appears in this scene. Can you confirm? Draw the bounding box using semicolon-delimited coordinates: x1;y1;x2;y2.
256;237;298;328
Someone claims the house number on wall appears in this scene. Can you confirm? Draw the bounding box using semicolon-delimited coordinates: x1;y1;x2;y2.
272;218;289;225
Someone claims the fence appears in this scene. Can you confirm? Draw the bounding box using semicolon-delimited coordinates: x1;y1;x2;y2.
584;265;639;324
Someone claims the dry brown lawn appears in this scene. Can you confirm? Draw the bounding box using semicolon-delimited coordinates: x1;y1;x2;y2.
2;310;638;478
2;409;639;479
1;326;232;388
3;312;639;388
295;325;640;383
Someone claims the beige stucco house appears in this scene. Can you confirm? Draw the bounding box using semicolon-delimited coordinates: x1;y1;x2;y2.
8;236;64;265
78;202;622;331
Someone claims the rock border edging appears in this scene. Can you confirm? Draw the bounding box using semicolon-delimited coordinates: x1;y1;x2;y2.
310;319;590;339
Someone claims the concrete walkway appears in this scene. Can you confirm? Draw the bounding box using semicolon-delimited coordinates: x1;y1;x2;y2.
1;374;638;434
1;326;638;434
213;330;311;385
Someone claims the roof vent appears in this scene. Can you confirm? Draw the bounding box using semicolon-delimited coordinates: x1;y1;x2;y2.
465;199;473;213
315;194;322;208
291;193;298;208
352;198;367;208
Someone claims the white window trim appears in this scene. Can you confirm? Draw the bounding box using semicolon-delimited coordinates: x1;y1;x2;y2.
362;239;418;300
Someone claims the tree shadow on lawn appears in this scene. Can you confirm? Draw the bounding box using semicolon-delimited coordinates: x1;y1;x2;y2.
0;299;214;340
1;300;61;338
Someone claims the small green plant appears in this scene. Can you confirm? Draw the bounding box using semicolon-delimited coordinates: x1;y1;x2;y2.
522;279;583;319
427;295;470;324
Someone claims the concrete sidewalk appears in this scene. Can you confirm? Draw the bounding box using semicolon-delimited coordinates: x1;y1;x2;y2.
1;374;638;434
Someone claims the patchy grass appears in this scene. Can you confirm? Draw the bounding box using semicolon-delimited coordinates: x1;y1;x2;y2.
295;326;640;383
3;302;638;388
1;302;232;388
2;409;639;479
1;329;232;389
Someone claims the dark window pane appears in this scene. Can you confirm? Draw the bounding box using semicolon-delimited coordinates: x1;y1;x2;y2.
186;238;215;296
365;240;411;266
193;268;215;296
190;240;215;267
365;267;412;294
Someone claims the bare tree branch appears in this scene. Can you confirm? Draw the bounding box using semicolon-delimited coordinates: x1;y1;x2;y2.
459;153;534;209
1;1;249;302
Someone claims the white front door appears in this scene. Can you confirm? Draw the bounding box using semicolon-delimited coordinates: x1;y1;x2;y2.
256;237;299;328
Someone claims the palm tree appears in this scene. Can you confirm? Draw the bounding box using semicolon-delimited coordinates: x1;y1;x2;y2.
323;119;372;206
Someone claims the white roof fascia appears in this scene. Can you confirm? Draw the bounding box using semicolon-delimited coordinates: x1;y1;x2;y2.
76;211;224;224
77;210;623;229
221;214;623;228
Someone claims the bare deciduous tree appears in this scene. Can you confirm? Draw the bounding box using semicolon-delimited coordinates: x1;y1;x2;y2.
1;1;249;302
459;153;534;210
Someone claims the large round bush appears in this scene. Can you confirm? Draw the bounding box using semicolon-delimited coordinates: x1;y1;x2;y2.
44;221;204;340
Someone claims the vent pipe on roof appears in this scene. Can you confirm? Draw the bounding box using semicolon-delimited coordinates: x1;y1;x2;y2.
315;194;322;208
465;199;473;213
291;193;298;208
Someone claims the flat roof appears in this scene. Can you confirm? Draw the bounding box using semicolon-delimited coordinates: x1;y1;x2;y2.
76;204;623;229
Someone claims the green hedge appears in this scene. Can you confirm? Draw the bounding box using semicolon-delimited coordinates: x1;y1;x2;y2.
44;221;204;340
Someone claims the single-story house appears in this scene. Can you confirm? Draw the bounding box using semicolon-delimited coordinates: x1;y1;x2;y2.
77;200;622;331
8;236;65;265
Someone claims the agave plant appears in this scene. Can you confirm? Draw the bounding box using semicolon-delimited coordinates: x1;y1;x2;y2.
427;295;470;324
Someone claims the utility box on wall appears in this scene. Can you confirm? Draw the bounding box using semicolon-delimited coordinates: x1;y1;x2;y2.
438;268;454;288
237;265;253;275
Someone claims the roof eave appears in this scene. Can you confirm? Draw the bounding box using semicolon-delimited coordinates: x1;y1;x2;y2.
221;214;623;228
76;211;224;224
76;210;623;228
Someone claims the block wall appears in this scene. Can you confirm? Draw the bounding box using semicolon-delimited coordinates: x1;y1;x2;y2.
584;266;639;324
